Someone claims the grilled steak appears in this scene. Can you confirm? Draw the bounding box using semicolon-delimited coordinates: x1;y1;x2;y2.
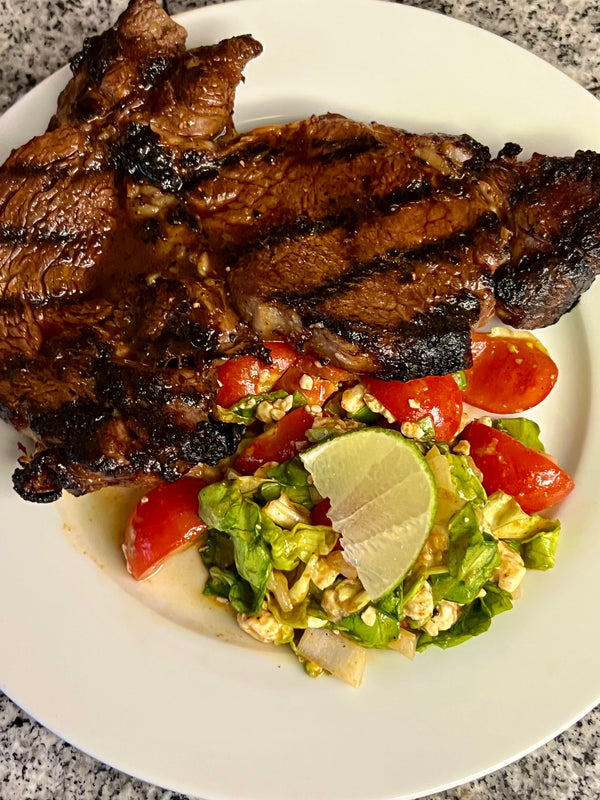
1;0;599;501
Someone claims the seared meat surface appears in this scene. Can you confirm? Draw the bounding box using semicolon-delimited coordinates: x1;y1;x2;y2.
1;0;599;501
495;150;600;327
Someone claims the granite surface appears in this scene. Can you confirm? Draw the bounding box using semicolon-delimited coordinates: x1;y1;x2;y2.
1;0;600;798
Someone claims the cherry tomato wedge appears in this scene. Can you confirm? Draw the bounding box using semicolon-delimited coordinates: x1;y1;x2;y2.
363;374;463;442
460;422;574;514
215;341;298;408
462;331;558;414
123;477;208;580
276;357;352;405
235;406;315;475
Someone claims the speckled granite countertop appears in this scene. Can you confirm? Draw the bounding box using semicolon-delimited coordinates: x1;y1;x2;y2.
1;1;600;798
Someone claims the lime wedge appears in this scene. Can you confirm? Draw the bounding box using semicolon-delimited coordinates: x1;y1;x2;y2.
300;428;437;601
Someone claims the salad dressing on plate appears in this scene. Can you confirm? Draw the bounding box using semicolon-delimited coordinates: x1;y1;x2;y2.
58;486;260;648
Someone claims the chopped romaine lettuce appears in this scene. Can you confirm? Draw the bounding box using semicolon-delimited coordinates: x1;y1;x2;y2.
199;482;273;614
198;477;337;615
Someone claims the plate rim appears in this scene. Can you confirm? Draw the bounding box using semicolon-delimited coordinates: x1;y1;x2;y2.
1;1;600;798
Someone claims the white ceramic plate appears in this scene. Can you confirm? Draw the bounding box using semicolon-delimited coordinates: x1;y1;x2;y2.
1;1;600;798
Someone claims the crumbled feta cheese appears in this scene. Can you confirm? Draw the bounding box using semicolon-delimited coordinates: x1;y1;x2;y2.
403;581;434;626
311;557;340;590
363;392;385;415
363;392;396;423
493;541;526;594
400;421;425;440
306;404;323;416
360;606;378;627
256;394;294;423
321;579;369;623
422;600;461;636
452;439;471;456
341;383;366;414
299;374;314;391
237;607;288;644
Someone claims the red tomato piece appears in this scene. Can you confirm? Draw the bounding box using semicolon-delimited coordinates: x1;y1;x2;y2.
266;341;300;373
215;341;298;408
460;422;574;514
123;477;208;580
462;332;558;414
234;407;315;475
276;357;351;405
312;498;333;527
363;374;463;442
311;498;343;550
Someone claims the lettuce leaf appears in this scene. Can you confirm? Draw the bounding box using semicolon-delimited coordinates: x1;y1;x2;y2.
265;457;314;509
433;502;500;605
333;607;400;648
199;483;273;614
262;522;337;572
426;448;486;524
481;490;560;568
201;529;267;614
505;525;561;570
492;417;545;452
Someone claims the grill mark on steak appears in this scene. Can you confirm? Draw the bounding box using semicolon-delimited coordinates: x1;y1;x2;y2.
310;135;386;163
301;289;481;381
273;212;499;312
0;223;78;246
228;179;435;256
114;129;387;195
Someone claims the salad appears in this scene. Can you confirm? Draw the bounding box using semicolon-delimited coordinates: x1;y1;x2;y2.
122;329;574;687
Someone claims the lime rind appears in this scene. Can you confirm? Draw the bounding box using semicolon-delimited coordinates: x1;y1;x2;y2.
300;428;437;601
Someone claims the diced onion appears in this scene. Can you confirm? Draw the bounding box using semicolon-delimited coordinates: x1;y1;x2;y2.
297;628;366;688
388;628;417;660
